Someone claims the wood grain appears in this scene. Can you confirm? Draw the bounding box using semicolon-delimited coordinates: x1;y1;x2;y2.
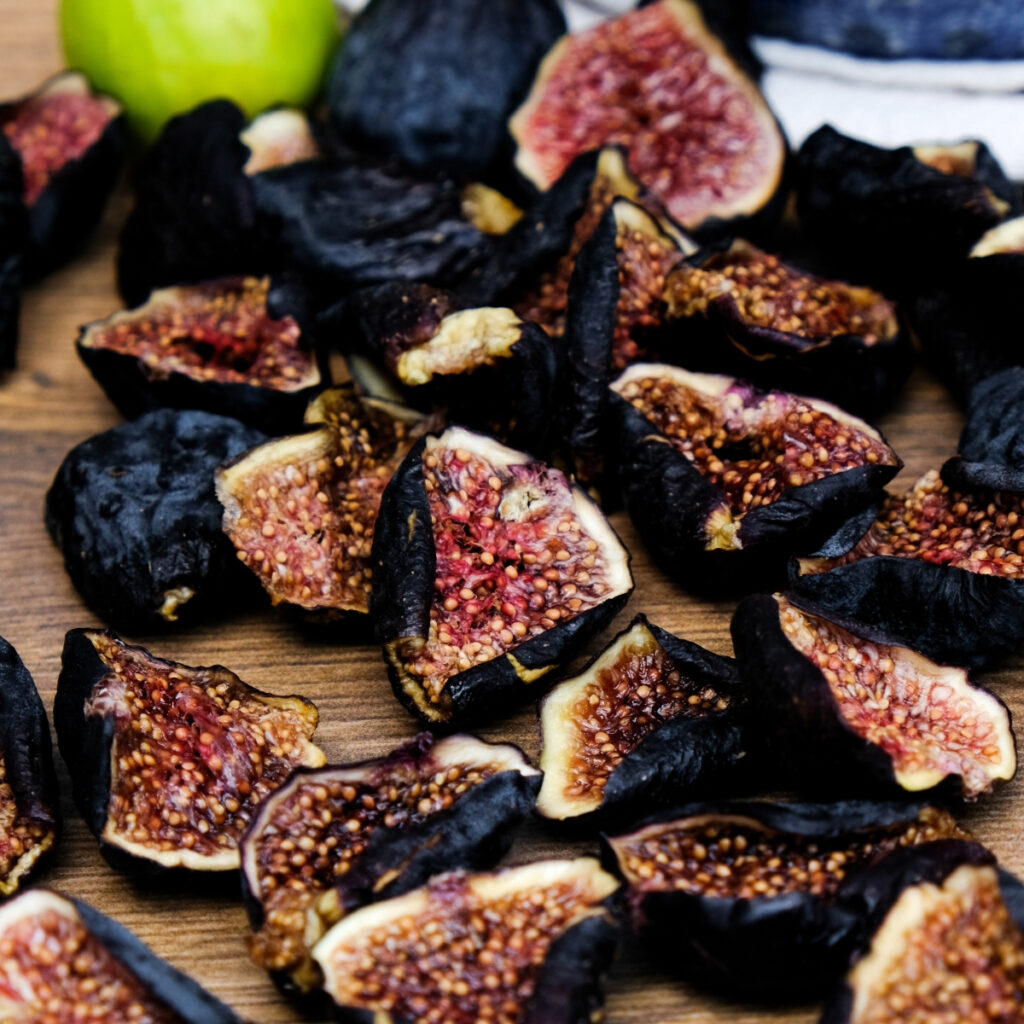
2;5;1022;1022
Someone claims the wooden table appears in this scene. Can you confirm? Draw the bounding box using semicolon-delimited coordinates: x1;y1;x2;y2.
1;3;1021;1021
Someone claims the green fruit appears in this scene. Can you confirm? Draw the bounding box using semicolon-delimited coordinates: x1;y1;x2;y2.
60;0;341;142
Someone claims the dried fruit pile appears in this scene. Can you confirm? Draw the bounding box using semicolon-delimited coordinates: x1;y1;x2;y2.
3;0;1024;1021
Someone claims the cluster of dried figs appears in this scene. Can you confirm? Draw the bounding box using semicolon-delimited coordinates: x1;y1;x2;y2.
3;0;1024;1020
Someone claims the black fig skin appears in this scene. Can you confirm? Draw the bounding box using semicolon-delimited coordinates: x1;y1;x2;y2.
45;408;266;631
327;0;565;178
0;133;24;370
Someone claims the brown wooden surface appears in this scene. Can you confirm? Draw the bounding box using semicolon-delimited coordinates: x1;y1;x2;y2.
2;3;1023;1021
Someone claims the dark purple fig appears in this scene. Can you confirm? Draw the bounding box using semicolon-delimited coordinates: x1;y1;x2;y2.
731;593;1016;800
663;239;912;417
0;637;59;896
217;386;430;620
337;287;561;454
510;0;787;237
794;468;1024;668
76;275;327;433
0;71;124;281
610;365;901;589
45;408;265;630
240;732;540;984
0;130;24;370
563;197;692;488
327;0;564;177
537;614;746;821
371;425;633;726
796;126;1019;294
821;842;1024;1023
0;888;244;1022
312;858;620;1023
602;800;966;999
54;628;325;876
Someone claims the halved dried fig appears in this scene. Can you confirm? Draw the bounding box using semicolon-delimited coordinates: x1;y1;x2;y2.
821;843;1024;1023
0;132;24;370
312;858;620;1023
663;239;911;417
603;800;966;998
731;594;1016;799
0;637;59;896
0;70;123;280
372;425;633;726
54;628;325;875
510;0;786;235
537;614;746;821
241;732;540;983
797;126;1018;293
327;0;564;176
795;468;1024;667
45;408;265;630
0;889;244;1022
610;365;901;588
217;386;429;620
77;275;326;433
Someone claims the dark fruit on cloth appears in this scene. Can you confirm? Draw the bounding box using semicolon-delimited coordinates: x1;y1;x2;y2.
610;365;900;587
0;638;59;896
603;800;965;998
55;628;325;874
240;732;540;982
371;425;633;726
0;889;244;1022
0;70;123;280
537;614;746;820
217;386;429;619
45;408;265;630
328;0;564;176
77;275;326;433
731;594;1016;799
312;858;620;1024
510;0;786;234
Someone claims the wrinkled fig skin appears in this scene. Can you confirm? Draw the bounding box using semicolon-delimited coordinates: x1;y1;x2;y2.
796;126;1018;294
0;890;245;1023
118;101;266;307
76;277;327;435
819;841;1023;1024
327;0;564;177
0;638;59;895
731;594;1015;799
0;72;124;282
603;800;964;1000
0;134;24;369
45;409;266;631
250;158;491;300
538;615;749;823
941;369;1024;493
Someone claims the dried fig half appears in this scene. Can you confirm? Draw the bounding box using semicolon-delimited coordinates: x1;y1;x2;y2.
312;858;620;1024
217;386;429;620
372;425;633;726
0;70;124;280
0;134;24;370
796;126;1018;294
509;0;786;235
821;842;1024;1023
795;469;1024;668
240;732;540;984
77;275;326;433
663;239;911;417
602;800;966;998
610;365;901;588
731;594;1016;800
537;614;746;821
0;637;59;896
0;889;244;1022
54;628;325;875
45;408;265;630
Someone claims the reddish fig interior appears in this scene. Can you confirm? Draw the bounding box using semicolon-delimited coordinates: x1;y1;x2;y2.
0;757;55;893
